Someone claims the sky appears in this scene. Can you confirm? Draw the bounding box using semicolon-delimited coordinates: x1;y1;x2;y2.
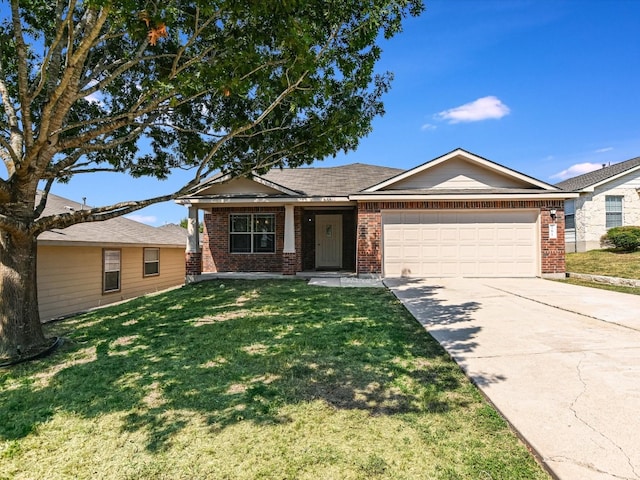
49;0;640;226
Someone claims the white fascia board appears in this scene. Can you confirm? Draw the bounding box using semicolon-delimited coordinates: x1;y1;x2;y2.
349;192;579;201
37;240;184;248
179;197;355;207
365;149;558;192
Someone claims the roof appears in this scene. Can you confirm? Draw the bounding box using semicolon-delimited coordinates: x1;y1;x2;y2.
37;193;187;247
180;149;574;204
261;163;404;196
555;156;640;191
187;163;404;199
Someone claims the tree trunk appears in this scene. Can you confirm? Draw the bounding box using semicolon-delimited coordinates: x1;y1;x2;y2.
0;228;47;360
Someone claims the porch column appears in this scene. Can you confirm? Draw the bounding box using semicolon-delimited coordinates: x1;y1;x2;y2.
282;204;296;275
185;205;202;278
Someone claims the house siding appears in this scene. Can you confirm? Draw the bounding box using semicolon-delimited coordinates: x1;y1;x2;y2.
37;245;185;321
356;200;565;276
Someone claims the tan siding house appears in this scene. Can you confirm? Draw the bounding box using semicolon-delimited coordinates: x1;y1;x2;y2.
37;193;187;321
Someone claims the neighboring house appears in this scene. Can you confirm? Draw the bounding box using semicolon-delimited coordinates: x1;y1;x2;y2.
177;149;576;279
555;156;640;252
37;193;187;321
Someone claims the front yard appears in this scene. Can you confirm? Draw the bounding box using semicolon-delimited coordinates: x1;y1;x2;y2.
564;249;640;295
0;280;548;479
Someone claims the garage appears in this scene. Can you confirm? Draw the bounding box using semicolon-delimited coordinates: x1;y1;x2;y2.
382;210;539;277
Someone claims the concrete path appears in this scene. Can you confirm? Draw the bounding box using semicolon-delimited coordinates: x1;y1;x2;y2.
385;277;640;480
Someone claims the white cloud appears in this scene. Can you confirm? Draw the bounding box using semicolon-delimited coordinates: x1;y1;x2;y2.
436;96;510;124
595;147;613;153
550;162;603;181
126;214;158;225
420;123;436;131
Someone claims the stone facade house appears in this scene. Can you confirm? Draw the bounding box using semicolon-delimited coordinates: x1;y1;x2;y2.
178;149;576;279
555;156;640;252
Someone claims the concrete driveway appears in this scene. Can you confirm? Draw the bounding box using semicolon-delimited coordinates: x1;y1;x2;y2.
385;277;640;480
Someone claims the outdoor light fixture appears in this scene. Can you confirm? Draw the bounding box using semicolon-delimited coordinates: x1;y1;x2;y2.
550;209;557;221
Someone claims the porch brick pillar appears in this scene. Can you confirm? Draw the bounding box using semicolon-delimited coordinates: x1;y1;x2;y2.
282;205;296;275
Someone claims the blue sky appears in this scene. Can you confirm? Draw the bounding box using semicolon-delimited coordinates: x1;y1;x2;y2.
51;0;640;226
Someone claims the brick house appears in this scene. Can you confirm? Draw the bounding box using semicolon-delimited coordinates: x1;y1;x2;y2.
178;149;577;279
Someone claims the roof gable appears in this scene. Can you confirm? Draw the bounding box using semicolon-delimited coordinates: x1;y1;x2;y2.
555;156;640;192
365;149;558;192
194;175;298;197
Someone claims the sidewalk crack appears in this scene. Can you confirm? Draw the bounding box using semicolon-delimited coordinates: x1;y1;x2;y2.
567;355;639;479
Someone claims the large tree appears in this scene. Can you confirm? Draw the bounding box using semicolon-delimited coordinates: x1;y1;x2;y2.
0;0;423;360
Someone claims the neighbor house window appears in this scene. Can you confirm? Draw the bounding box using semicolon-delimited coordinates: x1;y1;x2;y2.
230;213;275;253
103;249;121;293
144;248;160;276
605;196;623;228
565;200;575;230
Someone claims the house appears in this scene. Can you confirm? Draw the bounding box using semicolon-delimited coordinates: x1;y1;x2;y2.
555;156;640;252
177;149;576;279
36;193;187;321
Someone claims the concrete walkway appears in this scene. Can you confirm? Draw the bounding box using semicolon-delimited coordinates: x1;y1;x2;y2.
385;277;640;480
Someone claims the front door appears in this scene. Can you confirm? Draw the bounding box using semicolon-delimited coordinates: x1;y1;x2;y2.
315;214;343;269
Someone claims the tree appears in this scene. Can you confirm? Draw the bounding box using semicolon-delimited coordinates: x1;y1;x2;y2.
179;218;202;233
0;0;423;360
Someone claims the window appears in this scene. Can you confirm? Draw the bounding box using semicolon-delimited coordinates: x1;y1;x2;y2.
605;196;623;228
230;214;275;253
103;249;121;293
565;200;575;230
144;248;160;276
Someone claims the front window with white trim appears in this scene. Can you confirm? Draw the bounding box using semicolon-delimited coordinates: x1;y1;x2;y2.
103;249;121;293
605;196;623;228
144;248;160;276
230;214;275;253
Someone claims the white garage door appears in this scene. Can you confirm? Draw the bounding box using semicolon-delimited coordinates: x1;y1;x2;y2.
382;210;539;278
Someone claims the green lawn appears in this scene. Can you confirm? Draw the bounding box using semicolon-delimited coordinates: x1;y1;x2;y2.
563;249;640;295
1;280;548;480
566;249;640;279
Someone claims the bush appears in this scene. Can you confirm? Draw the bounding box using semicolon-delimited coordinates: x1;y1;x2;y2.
601;226;640;251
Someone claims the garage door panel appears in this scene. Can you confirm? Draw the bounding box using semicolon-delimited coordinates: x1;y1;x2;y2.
382;210;538;278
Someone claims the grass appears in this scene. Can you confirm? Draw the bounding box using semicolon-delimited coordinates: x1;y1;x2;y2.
563;249;640;295
0;280;548;480
566;249;640;279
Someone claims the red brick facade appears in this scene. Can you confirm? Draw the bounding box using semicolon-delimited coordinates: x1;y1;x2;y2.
185;251;202;276
196;200;566;277
355;200;566;276
201;206;302;273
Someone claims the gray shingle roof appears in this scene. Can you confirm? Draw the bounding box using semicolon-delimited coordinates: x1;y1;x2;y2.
555;156;640;191
37;193;186;247
261;163;404;196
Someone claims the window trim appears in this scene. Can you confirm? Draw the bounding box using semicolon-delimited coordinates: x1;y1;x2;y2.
229;213;276;254
605;195;624;229
143;247;160;277
103;248;121;294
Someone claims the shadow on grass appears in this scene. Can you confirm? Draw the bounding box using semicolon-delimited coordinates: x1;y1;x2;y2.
0;280;472;452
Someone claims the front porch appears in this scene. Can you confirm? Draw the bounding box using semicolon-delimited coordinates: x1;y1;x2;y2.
185;204;360;277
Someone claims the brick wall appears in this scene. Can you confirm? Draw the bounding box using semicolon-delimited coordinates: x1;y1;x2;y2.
356;200;566;275
185;251;202;276
201;206;302;274
541;207;566;274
